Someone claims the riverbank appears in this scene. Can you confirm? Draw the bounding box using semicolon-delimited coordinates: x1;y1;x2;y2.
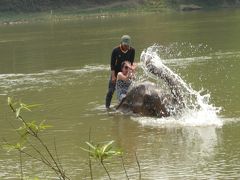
1;0;240;13
0;0;240;25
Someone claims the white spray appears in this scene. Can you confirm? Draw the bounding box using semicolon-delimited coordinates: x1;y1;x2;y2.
136;45;223;127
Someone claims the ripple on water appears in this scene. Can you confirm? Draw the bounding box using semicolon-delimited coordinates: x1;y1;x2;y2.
0;64;109;93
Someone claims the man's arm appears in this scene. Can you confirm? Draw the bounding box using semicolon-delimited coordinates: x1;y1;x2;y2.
110;49;117;83
130;48;135;65
111;70;116;82
129;48;136;72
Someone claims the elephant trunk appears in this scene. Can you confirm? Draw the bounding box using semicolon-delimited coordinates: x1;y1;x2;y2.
143;57;185;108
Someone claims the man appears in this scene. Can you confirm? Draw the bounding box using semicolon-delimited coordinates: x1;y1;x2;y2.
105;35;135;109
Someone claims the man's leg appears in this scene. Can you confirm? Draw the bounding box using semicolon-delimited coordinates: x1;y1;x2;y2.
105;79;116;108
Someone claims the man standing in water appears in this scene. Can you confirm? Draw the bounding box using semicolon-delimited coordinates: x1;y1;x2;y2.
105;35;135;109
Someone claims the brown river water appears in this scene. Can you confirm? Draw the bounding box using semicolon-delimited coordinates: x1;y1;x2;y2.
0;9;240;179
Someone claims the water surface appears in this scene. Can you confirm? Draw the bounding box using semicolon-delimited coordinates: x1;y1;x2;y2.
0;9;240;179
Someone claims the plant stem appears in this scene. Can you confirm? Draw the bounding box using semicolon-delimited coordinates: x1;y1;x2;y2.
19;151;23;180
36;135;69;179
101;161;111;180
9;102;70;180
121;156;129;180
88;128;93;180
21;148;60;177
54;137;63;173
135;152;141;180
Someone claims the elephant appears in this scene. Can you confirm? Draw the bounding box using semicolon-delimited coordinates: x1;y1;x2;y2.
116;52;185;117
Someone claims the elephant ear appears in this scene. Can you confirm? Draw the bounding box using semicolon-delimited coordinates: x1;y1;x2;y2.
116;86;139;110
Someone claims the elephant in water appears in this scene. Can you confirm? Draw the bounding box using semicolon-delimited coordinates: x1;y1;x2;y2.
116;52;185;117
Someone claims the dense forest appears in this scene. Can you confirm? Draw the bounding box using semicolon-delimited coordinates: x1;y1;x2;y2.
0;0;239;12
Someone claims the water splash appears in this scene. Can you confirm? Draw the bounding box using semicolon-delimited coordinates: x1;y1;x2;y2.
156;42;212;60
137;45;222;127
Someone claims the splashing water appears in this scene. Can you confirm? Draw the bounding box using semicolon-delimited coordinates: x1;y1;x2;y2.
135;45;223;127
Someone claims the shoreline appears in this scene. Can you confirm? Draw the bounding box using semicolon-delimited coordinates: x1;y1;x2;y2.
0;5;239;26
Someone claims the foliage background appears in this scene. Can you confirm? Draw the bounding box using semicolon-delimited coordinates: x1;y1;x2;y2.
0;0;239;12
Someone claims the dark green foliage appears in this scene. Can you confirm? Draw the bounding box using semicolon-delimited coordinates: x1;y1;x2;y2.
164;0;239;8
0;0;238;12
0;0;127;12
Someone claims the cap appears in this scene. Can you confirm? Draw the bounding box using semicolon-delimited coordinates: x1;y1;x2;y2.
121;35;131;46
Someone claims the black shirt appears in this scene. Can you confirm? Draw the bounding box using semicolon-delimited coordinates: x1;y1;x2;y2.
111;46;135;77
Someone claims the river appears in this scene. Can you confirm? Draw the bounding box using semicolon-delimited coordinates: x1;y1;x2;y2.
0;9;240;179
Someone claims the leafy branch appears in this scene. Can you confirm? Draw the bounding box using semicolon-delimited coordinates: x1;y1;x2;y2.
81;140;122;180
2;97;143;179
3;97;69;180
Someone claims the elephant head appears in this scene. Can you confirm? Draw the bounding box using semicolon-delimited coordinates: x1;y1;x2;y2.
116;49;185;117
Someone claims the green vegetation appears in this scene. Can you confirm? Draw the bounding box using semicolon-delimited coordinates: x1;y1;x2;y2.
3;97;69;179
0;0;136;13
0;0;239;13
2;98;142;179
164;0;239;8
81;140;123;179
0;0;239;24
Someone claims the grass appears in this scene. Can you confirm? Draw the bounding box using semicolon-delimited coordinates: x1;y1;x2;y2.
0;0;239;25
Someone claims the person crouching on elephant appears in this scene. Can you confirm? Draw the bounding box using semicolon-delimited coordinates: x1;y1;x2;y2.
116;61;134;102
